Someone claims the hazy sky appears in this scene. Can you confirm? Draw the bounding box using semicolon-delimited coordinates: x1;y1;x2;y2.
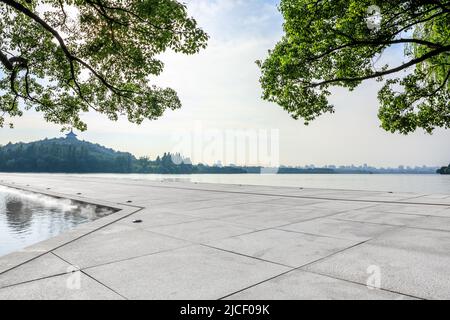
1;0;449;167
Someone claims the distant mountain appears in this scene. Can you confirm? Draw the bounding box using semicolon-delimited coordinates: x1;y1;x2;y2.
0;136;135;173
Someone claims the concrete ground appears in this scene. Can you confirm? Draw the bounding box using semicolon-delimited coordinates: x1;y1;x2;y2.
0;173;450;300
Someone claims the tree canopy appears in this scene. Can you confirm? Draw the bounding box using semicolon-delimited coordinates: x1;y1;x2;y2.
0;138;248;173
437;163;450;174
258;0;449;134
0;0;208;130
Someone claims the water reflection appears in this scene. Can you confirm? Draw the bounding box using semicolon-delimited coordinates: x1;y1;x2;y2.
0;186;116;257
5;199;33;234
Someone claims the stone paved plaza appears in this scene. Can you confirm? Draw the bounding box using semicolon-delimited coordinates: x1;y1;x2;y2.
1;173;450;300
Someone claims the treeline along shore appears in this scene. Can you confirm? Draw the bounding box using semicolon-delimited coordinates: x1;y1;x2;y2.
0;137;333;174
437;165;450;175
0;136;443;174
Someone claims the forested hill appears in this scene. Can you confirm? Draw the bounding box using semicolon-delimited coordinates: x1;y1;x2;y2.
0;138;135;173
0;137;244;174
437;165;450;175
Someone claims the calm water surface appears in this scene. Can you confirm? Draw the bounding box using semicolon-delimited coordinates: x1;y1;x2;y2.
66;173;450;194
0;186;115;257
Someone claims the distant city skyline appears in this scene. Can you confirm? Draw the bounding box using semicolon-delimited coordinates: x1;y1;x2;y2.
0;0;449;168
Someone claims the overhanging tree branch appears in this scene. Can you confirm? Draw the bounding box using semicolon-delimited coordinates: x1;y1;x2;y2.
0;0;136;95
0;0;207;130
260;0;450;134
308;38;445;62
0;50;13;70
307;45;450;87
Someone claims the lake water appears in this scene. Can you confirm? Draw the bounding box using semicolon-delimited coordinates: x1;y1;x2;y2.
67;173;450;194
0;185;116;257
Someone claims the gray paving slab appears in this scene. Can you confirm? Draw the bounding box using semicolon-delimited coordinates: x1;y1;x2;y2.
0;250;45;274
226;270;414;300
310;191;386;200
218;207;335;229
400;195;450;205
269;188;350;197
147;219;255;243
279;218;397;241
54;223;190;268
256;197;324;207
84;245;289;300
355;195;423;202
369;203;449;217
0;253;70;289
303;200;375;212
117;209;202;229
208;229;357;267
332;210;424;226
303;243;450;300
407;215;450;232
368;227;450;255
0;273;123;300
178;202;314;220
154;197;266;213
0;174;449;300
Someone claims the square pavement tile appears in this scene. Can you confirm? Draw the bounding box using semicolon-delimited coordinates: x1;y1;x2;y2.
154;195;270;212
218;208;335;229
332;210;424;226
118;209;201;229
179;202;294;219
311;191;381;200
279;218;397;241
225;270;413;300
208;229;358;267
303;201;374;213
354;194;419;202
0;273;123;300
401;195;450;205
369;203;449;217
53;223;190;268
0;253;70;289
0;250;45;274
303;243;450;300
368;227;450;256
84;245;289;300
151;198;237;212
257;197;323;208
406;215;450;232
147;220;255;243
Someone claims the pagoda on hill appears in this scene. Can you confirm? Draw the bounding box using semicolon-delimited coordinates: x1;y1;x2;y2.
65;129;78;140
